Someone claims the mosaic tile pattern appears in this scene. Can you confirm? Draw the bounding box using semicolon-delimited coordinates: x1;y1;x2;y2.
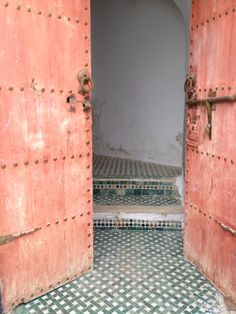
93;188;179;196
94;219;183;230
93;180;177;189
94;179;178;193
93;155;182;179
94;194;181;206
15;229;223;314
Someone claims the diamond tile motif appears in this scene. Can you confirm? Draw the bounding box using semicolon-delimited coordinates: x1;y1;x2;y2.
15;229;223;314
94;195;181;206
93;182;179;197
93;155;182;179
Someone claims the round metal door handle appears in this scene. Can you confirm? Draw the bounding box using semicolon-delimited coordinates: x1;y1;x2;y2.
77;69;94;93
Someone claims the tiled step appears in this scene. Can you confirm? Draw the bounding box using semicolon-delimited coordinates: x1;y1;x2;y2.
93;203;184;230
94;194;181;206
93;178;183;223
93;179;181;206
92;156;183;222
94;204;183;214
93;179;179;194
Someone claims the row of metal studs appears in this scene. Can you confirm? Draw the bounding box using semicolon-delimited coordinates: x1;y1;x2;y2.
45;212;93;226
16;266;93;306
1;0;91;295
189;3;235;75
185;147;234;196
189;0;195;73
0;86;89;93
189;6;226;76
189;86;236;93
191;7;236;30
11;211;93;307
183;28;222;287
184;208;220;288
185;201;216;221
186;146;235;165
1;150;91;170
1;1;90;61
2;1;89;26
184;197;231;290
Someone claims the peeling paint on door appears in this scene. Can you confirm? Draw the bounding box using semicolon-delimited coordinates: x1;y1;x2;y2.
185;0;236;304
0;1;93;313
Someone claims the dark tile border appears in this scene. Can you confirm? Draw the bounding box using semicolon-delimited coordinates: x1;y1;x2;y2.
94;219;183;231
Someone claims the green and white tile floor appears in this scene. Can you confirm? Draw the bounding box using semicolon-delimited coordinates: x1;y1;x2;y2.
15;229;223;314
93;195;181;206
93;156;182;208
93;155;181;179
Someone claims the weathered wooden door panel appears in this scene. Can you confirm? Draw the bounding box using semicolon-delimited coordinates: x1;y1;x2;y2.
0;1;93;313
185;0;236;304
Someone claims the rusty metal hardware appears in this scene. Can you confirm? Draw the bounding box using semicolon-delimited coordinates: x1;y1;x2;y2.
82;100;92;112
77;69;93;112
77;69;94;94
204;101;213;140
186;94;236;106
216;221;236;236
186;94;236;140
184;74;196;98
0;227;41;246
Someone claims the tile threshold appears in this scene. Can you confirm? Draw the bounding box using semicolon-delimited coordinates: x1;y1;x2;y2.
94;204;184;214
93;177;178;182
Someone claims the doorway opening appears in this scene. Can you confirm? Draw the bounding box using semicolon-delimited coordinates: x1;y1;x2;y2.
91;0;188;226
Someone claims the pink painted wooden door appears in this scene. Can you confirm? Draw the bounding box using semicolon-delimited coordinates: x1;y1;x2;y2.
185;0;236;304
0;1;93;313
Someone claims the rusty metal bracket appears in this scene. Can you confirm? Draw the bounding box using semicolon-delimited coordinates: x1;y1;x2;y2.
0;227;41;246
186;94;236;140
82;100;92;112
184;74;196;99
204;101;213;140
186;94;236;106
216;221;236;236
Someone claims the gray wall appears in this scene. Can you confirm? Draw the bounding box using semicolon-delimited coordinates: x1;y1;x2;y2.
91;0;189;167
174;0;191;27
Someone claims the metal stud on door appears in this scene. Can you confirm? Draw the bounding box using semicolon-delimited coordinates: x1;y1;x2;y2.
0;1;93;313
185;0;236;304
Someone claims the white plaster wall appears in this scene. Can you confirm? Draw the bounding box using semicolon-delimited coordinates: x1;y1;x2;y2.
91;0;189;167
174;0;191;27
